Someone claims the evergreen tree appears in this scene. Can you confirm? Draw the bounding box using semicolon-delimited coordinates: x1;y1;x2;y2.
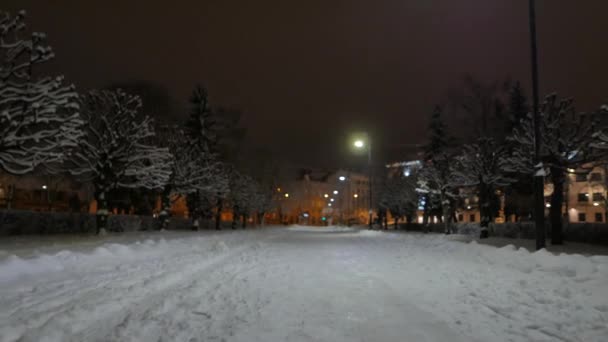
421;106;454;227
507;81;529;133
423;106;449;162
504;81;533;221
186;85;216;154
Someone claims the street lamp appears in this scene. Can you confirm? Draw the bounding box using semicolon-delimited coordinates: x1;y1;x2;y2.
529;0;545;250
353;134;373;229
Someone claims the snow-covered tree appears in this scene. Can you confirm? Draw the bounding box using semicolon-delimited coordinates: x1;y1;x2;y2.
228;171;257;229
506;94;600;244
0;10;82;175
157;125;228;229
377;176;418;229
417;162;459;234
67;89;172;234
452;137;513;237
251;181;274;226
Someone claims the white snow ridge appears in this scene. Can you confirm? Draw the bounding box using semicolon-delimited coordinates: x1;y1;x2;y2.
0;227;607;342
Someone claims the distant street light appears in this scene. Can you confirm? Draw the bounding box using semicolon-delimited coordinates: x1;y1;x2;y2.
330;198;335;202
324;194;329;198
353;194;358;198
353;134;373;229
284;193;289;198
42;185;47;190
339;176;346;181
333;190;338;195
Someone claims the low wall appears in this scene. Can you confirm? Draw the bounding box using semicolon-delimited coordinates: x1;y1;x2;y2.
393;221;608;246
0;210;196;236
489;222;608;246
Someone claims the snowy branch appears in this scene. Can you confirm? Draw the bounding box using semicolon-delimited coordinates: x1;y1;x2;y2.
0;10;83;175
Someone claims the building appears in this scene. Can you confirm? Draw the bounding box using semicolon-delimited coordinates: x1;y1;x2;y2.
550;165;607;223
275;169;371;225
386;158;608;225
0;172;91;212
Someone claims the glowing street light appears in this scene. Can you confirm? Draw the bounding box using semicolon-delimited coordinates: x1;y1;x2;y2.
353;194;358;198
330;198;335;202
42;185;47;190
328;203;332;207
338;176;346;181
351;133;373;229
324;194;329;198
284;193;289;198
333;190;338;195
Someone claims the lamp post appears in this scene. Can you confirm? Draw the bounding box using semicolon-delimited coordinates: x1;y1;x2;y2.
354;135;373;229
529;0;545;250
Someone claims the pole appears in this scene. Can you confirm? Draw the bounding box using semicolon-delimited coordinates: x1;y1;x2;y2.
529;0;545;250
368;138;373;229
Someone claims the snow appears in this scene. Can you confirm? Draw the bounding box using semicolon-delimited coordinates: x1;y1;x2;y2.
1;227;607;342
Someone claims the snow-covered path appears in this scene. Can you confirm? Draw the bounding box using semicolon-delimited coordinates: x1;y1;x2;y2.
1;227;607;342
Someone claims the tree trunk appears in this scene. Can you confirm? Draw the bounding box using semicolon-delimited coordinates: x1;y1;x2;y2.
422;195;429;230
394;216;399;230
95;188;108;235
159;186;171;230
215;197;223;230
479;179;490;239
242;214;247;228
6;184;14;210
550;167;565;245
232;206;238;229
442;202;451;234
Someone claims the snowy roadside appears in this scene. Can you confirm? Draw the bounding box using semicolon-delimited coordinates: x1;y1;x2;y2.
472;236;608;256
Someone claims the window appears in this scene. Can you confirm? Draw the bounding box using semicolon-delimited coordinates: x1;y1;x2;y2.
576;173;588;182
469;214;476;222
578;213;586;222
458;214;464;222
590;173;602;182
593;192;604;201
596;213;603;223
578;193;588;203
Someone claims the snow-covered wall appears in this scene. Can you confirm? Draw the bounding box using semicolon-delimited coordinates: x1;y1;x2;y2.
0;210;193;235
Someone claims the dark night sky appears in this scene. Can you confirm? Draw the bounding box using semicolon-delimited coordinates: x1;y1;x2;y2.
5;1;608;168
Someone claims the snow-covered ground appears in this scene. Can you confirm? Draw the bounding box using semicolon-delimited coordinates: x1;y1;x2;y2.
1;227;607;342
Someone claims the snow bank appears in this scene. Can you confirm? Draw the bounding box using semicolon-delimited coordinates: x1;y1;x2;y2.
0;231;255;284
